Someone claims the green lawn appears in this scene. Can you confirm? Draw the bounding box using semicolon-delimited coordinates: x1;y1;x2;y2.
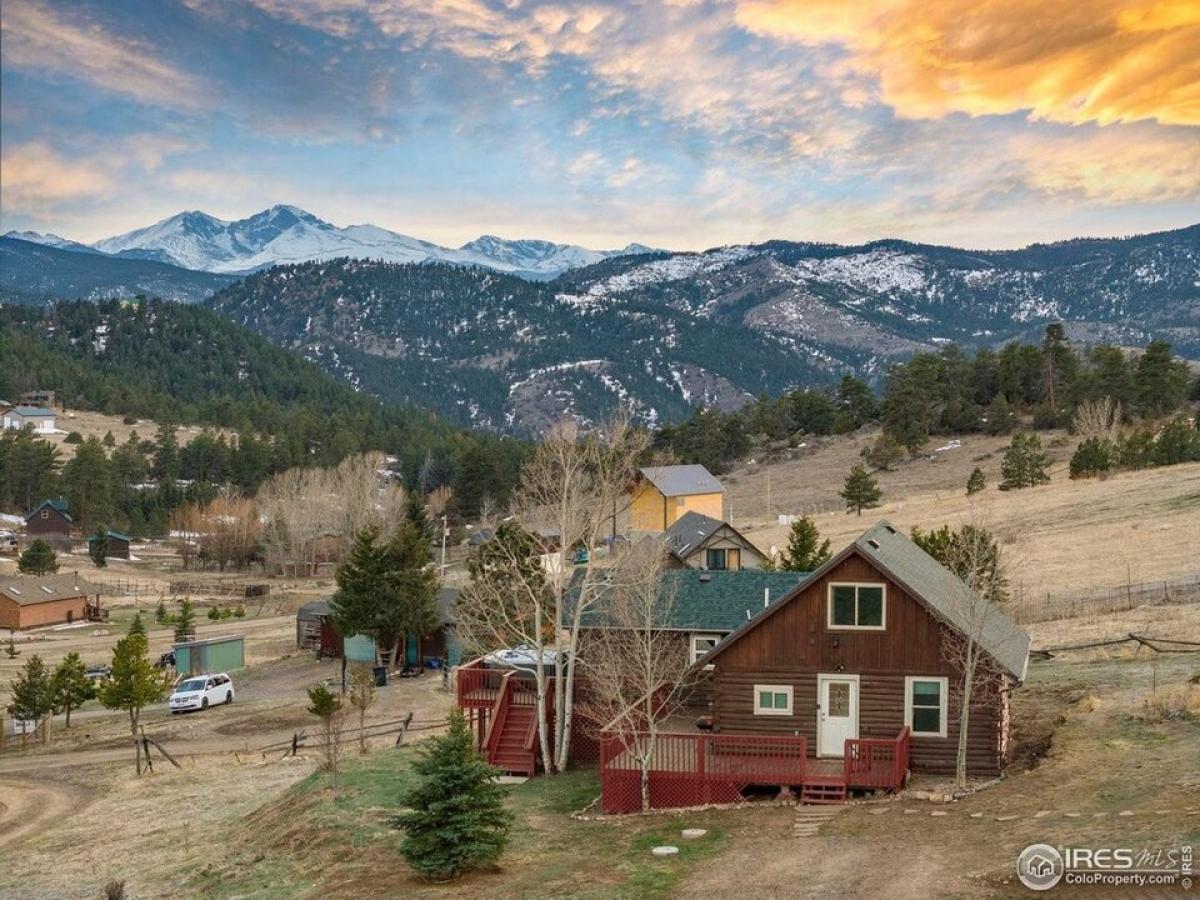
179;747;733;899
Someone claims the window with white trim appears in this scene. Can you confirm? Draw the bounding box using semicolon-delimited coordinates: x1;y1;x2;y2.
690;633;723;664
904;676;948;737
827;583;886;630
754;683;793;716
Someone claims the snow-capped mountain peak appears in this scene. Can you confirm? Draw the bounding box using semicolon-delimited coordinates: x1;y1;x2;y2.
2;230;100;254
80;206;656;277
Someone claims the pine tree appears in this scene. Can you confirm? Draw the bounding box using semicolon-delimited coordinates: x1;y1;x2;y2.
912;524;1009;603
966;467;986;495
780;517;831;571
90;528;109;568
347;663;377;754
393;709;511;880
18;539;58;575
1152;415;1200;466
174;599;195;642
999;432;1051;490
1069;438;1113;479
99;632;169;736
128;610;147;638
307;684;345;787
7;655;55;738
861;433;905;471
405;491;435;545
839;464;882;516
51;652;93;728
155;600;169;626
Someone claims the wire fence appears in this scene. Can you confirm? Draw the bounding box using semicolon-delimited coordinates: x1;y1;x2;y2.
1031;633;1200;661
1009;572;1200;624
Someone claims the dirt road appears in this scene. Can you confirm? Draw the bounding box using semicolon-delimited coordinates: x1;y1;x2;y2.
0;778;90;852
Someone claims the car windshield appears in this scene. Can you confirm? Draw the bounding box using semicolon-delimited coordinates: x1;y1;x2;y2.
177;679;206;692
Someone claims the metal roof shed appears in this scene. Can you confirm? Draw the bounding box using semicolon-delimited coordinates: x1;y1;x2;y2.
174;634;245;676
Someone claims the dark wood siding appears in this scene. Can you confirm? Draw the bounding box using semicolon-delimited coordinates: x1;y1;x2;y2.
710;551;1007;776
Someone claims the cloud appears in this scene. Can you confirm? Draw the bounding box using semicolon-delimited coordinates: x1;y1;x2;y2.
1016;128;1200;203
0;0;212;110
736;0;1200;126
0;142;114;210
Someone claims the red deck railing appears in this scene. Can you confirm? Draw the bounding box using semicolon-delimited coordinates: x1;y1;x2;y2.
455;657;510;709
844;726;911;790
600;731;809;814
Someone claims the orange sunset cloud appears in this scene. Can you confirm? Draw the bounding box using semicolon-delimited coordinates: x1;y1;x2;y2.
736;0;1200;126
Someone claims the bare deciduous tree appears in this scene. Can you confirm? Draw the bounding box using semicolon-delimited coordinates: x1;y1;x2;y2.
456;414;648;774
1072;396;1122;440
937;521;1024;790
577;542;694;811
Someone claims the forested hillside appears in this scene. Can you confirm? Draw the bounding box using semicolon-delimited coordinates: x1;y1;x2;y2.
207;259;829;433
0;300;525;532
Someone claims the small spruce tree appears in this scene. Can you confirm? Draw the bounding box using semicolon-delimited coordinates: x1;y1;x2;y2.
90;529;109;568
840;464;882;516
7;654;55;741
307;684;345;787
98;632;169;738
1069;438;1113;479
966;467;986;495
154;601;169;626
128;611;147;638
18;539;59;575
51;652;94;728
393;709;511;880
174;599;196;642
780;516;831;571
347;663;377;754
999;432;1051;490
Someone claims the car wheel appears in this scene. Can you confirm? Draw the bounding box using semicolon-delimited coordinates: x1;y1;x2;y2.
201;697;209;710
225;691;233;704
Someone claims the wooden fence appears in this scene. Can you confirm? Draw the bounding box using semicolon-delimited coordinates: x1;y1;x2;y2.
1010;572;1200;624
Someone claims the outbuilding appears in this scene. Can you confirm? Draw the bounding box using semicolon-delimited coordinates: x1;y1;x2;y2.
0;573;97;630
174;635;245;677
87;530;132;560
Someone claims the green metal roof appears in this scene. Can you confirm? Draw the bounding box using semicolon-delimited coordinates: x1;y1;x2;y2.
578;569;809;633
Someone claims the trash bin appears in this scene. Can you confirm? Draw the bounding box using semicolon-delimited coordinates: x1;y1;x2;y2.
372;665;387;687
424;657;442;670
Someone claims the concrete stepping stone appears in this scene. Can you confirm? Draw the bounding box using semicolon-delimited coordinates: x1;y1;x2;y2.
931;810;949;817
1118;810;1134;817
651;846;679;857
1064;812;1081;818
903;808;919;815
969;812;983;819
868;808;889;815
1033;810;1052;818
681;829;707;839
995;814;1019;821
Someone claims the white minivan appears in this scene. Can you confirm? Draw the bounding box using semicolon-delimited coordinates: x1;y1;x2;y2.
169;673;235;713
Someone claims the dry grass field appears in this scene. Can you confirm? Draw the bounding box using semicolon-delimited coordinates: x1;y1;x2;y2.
34;408;236;460
723;429;1200;596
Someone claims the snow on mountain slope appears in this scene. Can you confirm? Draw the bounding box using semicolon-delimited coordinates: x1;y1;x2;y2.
2;230;101;254
86;206;656;277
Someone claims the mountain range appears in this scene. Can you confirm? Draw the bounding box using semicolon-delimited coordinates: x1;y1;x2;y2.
206;224;1200;433
3;213;1197;434
6;205;656;280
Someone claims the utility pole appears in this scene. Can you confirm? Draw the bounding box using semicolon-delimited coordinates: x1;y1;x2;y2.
766;469;772;524
440;515;448;574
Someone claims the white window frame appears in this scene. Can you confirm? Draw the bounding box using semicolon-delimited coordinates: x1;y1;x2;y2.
690;633;724;666
827;582;887;631
753;683;793;716
904;676;949;738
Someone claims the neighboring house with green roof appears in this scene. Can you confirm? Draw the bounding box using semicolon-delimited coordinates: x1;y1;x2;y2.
86;529;132;560
25;499;74;547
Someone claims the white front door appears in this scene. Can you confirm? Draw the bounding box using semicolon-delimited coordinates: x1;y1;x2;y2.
817;674;859;757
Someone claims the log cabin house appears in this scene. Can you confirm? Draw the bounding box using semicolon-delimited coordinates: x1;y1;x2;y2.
454;521;1031;812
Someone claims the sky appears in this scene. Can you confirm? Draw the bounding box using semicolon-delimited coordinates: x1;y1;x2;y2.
1;0;1197;251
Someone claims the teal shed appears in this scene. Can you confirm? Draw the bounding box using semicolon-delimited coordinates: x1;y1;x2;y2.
174;635;245;676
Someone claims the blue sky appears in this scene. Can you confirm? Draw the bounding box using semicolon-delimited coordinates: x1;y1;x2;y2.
1;0;1196;250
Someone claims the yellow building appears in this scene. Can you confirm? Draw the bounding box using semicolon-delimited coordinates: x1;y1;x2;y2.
630;464;725;532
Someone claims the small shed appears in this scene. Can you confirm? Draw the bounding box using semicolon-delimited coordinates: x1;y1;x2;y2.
174;635;245;676
87;530;131;560
296;600;343;657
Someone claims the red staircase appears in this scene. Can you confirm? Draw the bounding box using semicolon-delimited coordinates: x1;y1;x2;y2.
800;775;847;804
481;672;540;776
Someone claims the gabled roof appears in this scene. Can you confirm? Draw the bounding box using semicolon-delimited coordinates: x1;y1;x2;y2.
700;521;1031;681
0;573;96;606
87;529;131;543
577;569;808;633
637;465;724;498
662;511;764;562
26;499;72;523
